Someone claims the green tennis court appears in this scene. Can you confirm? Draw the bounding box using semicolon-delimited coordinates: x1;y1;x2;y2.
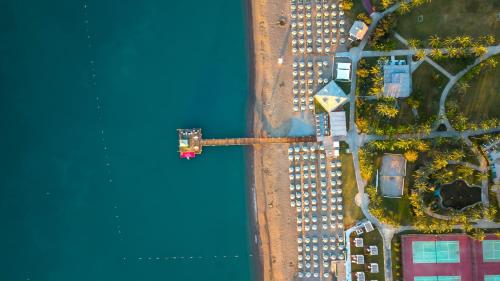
483;240;500;261
484;275;500;281
412;241;460;263
414;276;461;281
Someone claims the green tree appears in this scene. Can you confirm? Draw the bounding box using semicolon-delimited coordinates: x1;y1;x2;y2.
376;103;399;118
471;229;486;241
342;0;354;11
456;80;470;94
443;37;456;48
447;47;460;58
404;150;419;162
456;165;474;180
370;65;381;75
428;35;441;48
398;2;411;14
472;44;488;57
480;34;496;46
357;13;372;25
407;38;421;50
457;36;472;47
484;57;498;69
414;49;426;61
430;48;444;60
406;97;420;109
357;68;369;78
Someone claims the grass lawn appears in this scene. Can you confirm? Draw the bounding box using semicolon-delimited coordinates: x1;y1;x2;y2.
394;0;500;42
348;0;371;19
341;153;364;227
411;61;448;121
350;229;385;281
381;196;414;225
338;81;352;96
447;55;500;123
438;57;476;75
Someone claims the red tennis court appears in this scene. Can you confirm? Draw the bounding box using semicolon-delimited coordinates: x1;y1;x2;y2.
401;234;500;281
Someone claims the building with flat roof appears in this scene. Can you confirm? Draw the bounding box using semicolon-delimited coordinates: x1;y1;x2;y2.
314;81;349;112
329;111;347;137
368;245;378;256
355;238;364;247
349;21;368;41
369;263;379;273
336;62;352;81
402;234;500;281
379;153;407;198
332;260;347;281
356;271;366;281
383;63;411;98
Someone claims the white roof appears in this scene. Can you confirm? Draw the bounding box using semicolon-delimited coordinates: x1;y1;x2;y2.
356;272;366;281
363;221;374;232
336;68;351;81
337;62;351;70
354;238;364;247
329;111;347;137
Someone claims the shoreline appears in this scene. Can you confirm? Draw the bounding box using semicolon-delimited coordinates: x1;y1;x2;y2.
243;0;264;280
244;0;298;280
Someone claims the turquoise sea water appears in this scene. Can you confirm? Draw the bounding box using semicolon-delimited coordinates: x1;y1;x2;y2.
0;1;253;280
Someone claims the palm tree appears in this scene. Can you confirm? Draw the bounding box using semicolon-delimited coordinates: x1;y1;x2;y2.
370;65;381;75
428;35;440;48
407;38;421;50
430;48;444;60
472;44;488;57
357;68;370;78
376;103;398;118
398;2;411;14
480;34;496;46
412;0;424;6
414;49;425;61
456;80;470;94
447;47;460;58
443;37;456;48
457;36;472;47
484;57;498;69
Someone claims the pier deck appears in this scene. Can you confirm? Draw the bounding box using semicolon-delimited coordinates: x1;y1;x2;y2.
201;136;316;146
178;128;316;158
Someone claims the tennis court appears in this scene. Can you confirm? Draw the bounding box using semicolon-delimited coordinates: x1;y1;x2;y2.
483;240;500;261
414;276;461;281
412;241;460;263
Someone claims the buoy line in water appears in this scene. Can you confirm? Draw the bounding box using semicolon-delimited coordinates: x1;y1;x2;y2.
121;254;254;262
82;2;123;240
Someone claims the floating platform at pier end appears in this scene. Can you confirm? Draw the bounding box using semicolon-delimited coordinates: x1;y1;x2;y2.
177;128;316;159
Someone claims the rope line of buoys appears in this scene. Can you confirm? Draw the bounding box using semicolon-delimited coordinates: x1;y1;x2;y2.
82;2;122;239
122;254;254;263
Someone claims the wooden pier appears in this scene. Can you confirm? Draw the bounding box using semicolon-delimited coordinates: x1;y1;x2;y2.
201;136;317;146
178;128;316;159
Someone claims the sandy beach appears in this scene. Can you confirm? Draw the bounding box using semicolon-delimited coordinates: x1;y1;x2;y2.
246;0;300;280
